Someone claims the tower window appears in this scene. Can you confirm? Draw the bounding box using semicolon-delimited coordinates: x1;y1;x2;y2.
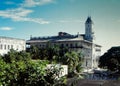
87;25;89;27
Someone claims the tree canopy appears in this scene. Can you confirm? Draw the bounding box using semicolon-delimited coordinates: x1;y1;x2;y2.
27;44;83;77
0;49;67;86
99;46;120;72
0;43;84;85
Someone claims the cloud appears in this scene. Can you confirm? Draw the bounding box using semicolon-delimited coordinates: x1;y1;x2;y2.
0;8;50;24
0;27;13;31
21;0;56;7
27;18;50;24
0;8;33;18
0;0;53;24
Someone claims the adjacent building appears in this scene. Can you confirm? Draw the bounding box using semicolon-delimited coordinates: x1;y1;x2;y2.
27;17;101;69
0;37;26;55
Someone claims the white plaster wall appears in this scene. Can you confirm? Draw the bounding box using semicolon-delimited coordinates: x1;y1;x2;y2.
0;37;25;55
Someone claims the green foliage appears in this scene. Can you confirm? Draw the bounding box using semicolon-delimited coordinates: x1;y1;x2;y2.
0;50;67;86
44;64;66;86
61;51;83;77
0;43;83;85
27;44;83;78
0;58;7;85
28;45;60;61
99;46;120;72
28;45;40;59
3;49;31;63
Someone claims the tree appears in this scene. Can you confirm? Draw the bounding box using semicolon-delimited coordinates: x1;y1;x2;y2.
27;43;83;78
99;46;120;72
61;51;83;77
29;45;40;59
3;49;17;63
0;50;67;86
0;57;7;85
27;44;60;61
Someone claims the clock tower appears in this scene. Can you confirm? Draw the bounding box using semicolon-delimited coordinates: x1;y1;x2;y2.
85;16;94;42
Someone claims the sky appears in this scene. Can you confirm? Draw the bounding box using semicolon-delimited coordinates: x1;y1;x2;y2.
0;0;120;54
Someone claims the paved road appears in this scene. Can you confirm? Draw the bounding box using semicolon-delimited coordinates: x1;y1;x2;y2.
68;79;120;86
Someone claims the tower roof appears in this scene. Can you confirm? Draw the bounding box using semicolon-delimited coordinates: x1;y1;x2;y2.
85;16;93;24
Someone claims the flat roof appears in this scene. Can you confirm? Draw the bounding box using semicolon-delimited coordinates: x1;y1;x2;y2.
0;36;25;41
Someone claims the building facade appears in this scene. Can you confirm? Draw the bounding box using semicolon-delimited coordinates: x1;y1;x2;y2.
27;17;101;69
0;37;26;55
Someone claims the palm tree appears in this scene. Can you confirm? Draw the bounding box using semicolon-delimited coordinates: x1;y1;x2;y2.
61;51;83;77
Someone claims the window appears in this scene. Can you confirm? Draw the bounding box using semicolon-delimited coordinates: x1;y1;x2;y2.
42;45;45;48
70;44;73;48
4;45;6;50
75;43;78;47
0;44;2;49
8;45;10;50
87;25;89;28
86;60;88;67
11;45;13;49
66;44;68;47
61;44;64;48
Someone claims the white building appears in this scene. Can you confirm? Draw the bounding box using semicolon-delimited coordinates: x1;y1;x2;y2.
0;37;26;55
27;17;101;69
47;64;68;78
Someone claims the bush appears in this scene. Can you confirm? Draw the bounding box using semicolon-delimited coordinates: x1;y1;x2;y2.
0;50;67;86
